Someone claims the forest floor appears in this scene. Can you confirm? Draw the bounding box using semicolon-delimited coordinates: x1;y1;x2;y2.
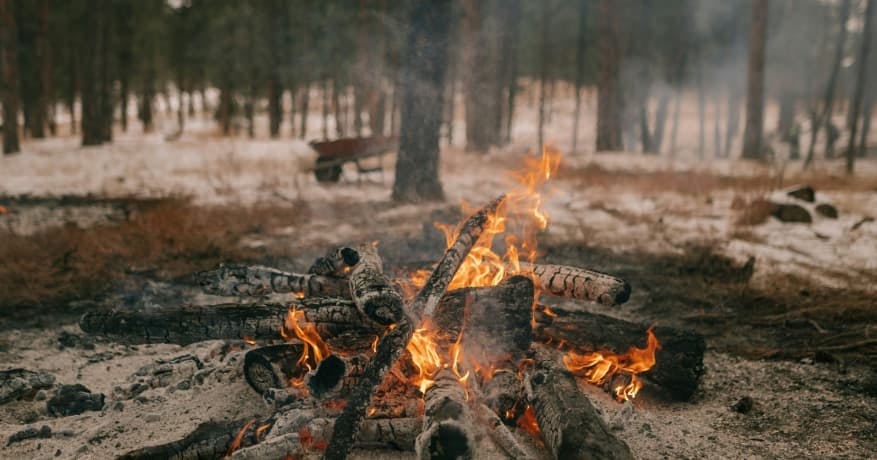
1;120;876;459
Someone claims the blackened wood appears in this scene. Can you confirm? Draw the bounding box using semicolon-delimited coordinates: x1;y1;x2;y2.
482;371;523;422
243;343;305;395
196;264;350;298
532;306;705;401
518;262;631;306
47;384;105;417
416;369;474;460
305;354;369;399
325;196;503;459
349;243;404;324
473;402;533;459
117;419;247;460
0;369;55;404
524;348;633;460
309;246;361;277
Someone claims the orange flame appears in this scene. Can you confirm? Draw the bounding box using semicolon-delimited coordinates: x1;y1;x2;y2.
517;405;541;437
406;322;443;393
562;327;661;401
226;419;256;456
281;306;330;387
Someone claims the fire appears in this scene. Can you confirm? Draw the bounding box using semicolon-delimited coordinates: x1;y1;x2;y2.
226;419;256;456
562;327;661;401
517;405;541;437
406;322;443;393
281;306;330;386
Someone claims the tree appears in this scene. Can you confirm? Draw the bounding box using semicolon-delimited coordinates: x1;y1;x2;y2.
0;0;20;154
570;0;588;153
845;0;875;173
461;0;500;152
741;0;769;159
596;0;622;151
80;0;112;146
392;0;452;203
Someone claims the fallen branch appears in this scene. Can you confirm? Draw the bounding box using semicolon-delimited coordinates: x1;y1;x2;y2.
325;195;504;460
533;306;705;401
524;348;633;460
196;264;350;298
517;262;631;306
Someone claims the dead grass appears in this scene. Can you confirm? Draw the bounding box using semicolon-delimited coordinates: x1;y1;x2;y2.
731;195;777;226
0;198;309;313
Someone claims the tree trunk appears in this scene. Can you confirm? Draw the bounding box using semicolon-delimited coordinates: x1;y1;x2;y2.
503;0;521;145
776;91;795;138
461;0;499;153
0;0;20;154
651;92;670;154
267;76;282;138
714;91;722;157
119;77;129;132
537;0;550;152
322;79;330;140
859;92;874;155
80;0;110;146
741;0;768;159
139;77;155;133
639;100;652;153
218;85;232;136
669;89;681;156
30;0;50;139
333;79;344;138
391;0;452;203
845;0;875;173
289;84;297;138
805;0;852;167
299;83;309;139
697;66;705;158
571;0;587;153
596;0;623;151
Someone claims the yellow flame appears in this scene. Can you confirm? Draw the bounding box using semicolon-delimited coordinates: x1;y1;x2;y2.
281;307;330;383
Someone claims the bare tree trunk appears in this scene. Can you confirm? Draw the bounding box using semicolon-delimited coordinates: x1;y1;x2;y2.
503;0;521;145
571;0;587;153
333;79;344;138
697;67;705;158
268;77;282;138
0;0;20;154
537;0;550;152
845;0;875;173
776;91;795;137
31;0;51;138
461;0;500;153
218;85;232;136
639;100;652;153
299;83;310;139
596;0;623;151
289;84;297;138
724;88;741;158
322;79;330;140
392;0;451;203
81;0;111;146
714;91;722;158
805;0;852;167
859;91;874;155
741;0;769;159
652;92;670;154
670;89;681;155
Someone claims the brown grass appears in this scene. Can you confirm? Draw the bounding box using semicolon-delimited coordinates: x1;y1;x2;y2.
0;198;308;312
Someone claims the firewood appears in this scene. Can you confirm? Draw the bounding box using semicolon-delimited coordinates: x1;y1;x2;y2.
532;306;705;401
0;369;55;404
524;348;633;460
481;371;523;421
473;401;533;459
349;243;404;325
305;353;369;399
308;246;361;277
416;369;475;460
243;343;306;395
79;299;381;349
517;262;631;306
325;195;504;460
196;264;350;298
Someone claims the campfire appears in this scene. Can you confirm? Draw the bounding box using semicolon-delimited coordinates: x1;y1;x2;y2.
81;148;706;459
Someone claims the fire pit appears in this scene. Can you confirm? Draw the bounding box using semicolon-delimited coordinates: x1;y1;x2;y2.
80;149;706;459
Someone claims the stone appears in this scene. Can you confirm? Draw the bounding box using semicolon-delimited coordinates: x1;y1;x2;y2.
47;384;105;417
815;203;838;219
772;203;812;223
786;185;815;203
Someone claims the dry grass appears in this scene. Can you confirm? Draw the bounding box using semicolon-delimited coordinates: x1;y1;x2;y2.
0;198;308;312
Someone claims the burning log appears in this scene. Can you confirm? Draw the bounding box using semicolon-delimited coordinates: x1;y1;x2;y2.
195;264;350;298
517;262;631;306
308;246;361;277
533;306;705;401
243;343;306;395
524;348;633;460
325;195;504;460
349;243;404;325
79;299;381;349
416;369;475;460
473;400;533;459
305;353;369;399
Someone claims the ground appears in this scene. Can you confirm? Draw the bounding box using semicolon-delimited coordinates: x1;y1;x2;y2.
1;107;876;459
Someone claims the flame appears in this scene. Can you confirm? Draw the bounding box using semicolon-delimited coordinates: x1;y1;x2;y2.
281;306;330;387
226;419;256;456
562;327;661;401
255;423;271;439
406;322;443;393
243;336;256;345
517;406;541;437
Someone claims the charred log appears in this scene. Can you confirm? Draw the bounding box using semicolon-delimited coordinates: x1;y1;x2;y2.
524;348;633;460
416;369;474;460
243;343;306;395
349;243;404;325
0;369;55;404
308;246;360;277
326;196;503;459
196;264;350;298
473;401;533;459
482;371;523;422
533;306;705;401
306;354;369;399
117;418;248;460
517;262;631;306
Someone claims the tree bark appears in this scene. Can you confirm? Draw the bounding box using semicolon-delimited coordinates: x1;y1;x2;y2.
0;0;20;154
392;0;452;203
268;77;282;138
80;0;111;145
532;306;705;401
571;0;588;154
524;347;633;460
741;0;769;159
596;0;623;151
537;0;550;152
845;0;875;173
415;369;474;460
517;262;631;306
195;264;351;298
669;89;680;155
461;0;500;153
714;91;722;157
349;243;404;325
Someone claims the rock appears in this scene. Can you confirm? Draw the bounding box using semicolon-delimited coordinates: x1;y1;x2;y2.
772;203;812;223
815;203;838;219
731;396;754;414
47;384;105;417
0;369;56;404
7;425;52;446
786;185;815;203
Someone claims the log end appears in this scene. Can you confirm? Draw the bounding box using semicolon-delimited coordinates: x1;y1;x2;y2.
648;327;707;401
306;354;345;398
415;420;473;460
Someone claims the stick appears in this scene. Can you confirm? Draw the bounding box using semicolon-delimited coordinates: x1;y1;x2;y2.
532;306;705;401
349;243;404;325
324;195;504;460
195;264;350;298
524;348;633;460
517;262;631;306
415;369;475;460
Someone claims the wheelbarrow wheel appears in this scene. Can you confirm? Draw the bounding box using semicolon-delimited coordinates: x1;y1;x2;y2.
314;158;342;183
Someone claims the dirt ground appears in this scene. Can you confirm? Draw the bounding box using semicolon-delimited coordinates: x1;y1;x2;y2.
2;111;876;459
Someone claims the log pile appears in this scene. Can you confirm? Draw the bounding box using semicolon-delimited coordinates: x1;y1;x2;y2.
79;196;706;460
